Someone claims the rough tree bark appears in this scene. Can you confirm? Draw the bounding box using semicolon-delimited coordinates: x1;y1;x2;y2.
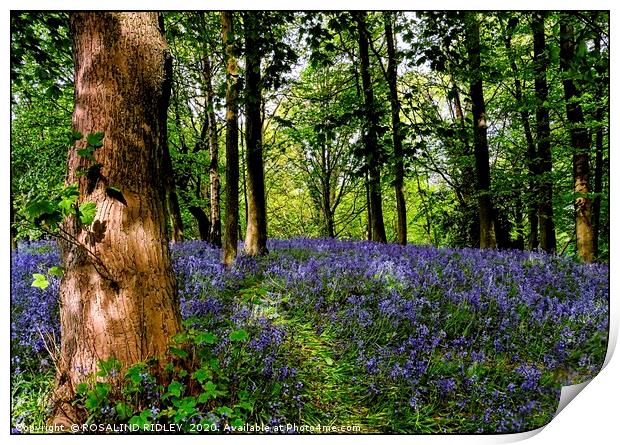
243;12;269;255
532;13;557;254
221;11;240;266
560;16;594;263
504;16;539;250
384;12;407;245
203;52;222;247
354;11;387;243
465;13;497;249
52;12;182;424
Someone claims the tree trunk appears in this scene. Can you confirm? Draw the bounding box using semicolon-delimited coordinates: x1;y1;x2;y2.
354;12;387;243
465;13;497;249
384;12;407;245
504;16;539;250
188;206;211;241
203;53;222;247
592;33;605;260
560;16;594;263
365;170;372;241
243;13;268;255
532;13;557;254
52;13;182;425
221;11;240;267
162;143;184;243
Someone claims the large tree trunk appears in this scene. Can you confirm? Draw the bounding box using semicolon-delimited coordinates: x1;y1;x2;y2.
465;13;497;249
221;11;240;267
203;53;222;247
53;12;182;424
243;13;268;255
560;16;594;263
532;13;557;254
384;12;407;245
354;12;387;243
504;16;539;250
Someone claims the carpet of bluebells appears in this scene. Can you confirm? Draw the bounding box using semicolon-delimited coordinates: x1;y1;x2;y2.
11;238;609;433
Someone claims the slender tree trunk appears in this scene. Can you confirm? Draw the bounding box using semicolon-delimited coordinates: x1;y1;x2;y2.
52;12;182;425
448;72;478;247
560;16;594;262
203;53;222;247
11;195;18;250
240;121;247;240
384;12;407;245
504;17;539;250
221;11;240;267
243;13;268;255
592;34;605;260
354;11;387;243
465;13;497;249
162;143;184;243
515;192;525;250
365;170;372;241
188;205;211;241
532;13;557;254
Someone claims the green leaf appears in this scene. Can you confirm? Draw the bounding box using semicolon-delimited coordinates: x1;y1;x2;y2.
76;383;89;395
195;332;217;345
96;357;122;377
128;410;151;430
77;147;95;160
24;199;56;222
230;418;245;428
125;364;145;385
200;381;219;400
229;329;249;342
71;130;83;141
169;346;188;358
236;401;253;411
324;356;334;366
215;406;233;417
48;266;64;277
32;273;49;290
167;380;183;398
115;402;133;420
192;367;212;384
78;202;97;225
86;131;104;148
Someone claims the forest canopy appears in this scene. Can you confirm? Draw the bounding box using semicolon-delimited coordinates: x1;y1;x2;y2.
11;11;609;261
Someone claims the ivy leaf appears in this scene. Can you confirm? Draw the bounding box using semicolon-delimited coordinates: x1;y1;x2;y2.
48;266;64;277
128;410;151;430
77;146;95;161
24;199;56;222
200;381;219;400
192;367;212;384
167;380;183;398
115;402;133;420
215;406;233;417
86;131;104;148
229;329;249;342
32;273;50;290
79;202;97;225
195;332;217;345
230;418;245;428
